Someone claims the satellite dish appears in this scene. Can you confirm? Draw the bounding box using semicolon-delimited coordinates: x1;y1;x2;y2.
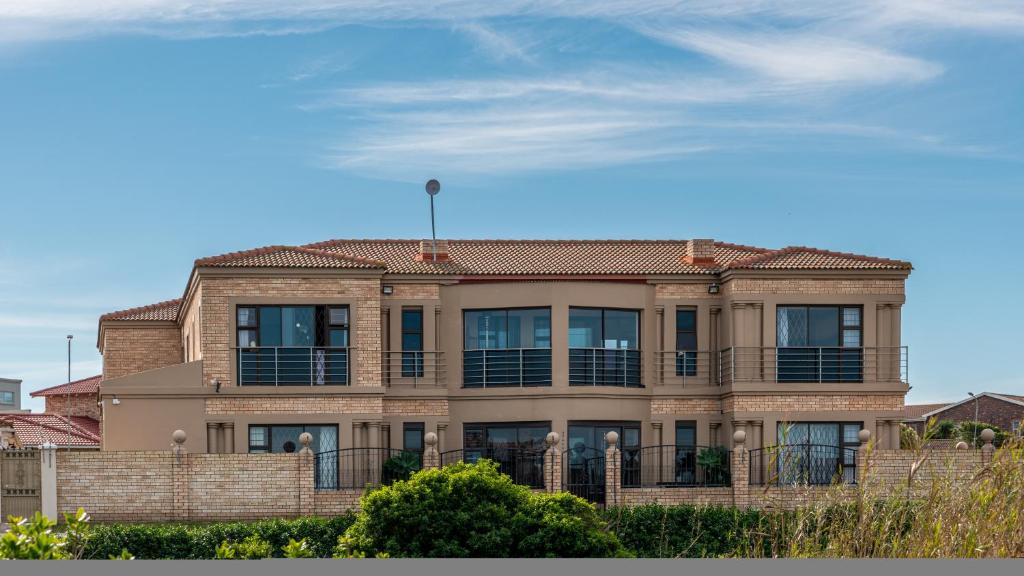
425;179;441;196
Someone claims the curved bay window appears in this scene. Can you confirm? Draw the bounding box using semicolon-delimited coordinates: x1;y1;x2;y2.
463;308;552;387
569;308;641;387
237;305;350;385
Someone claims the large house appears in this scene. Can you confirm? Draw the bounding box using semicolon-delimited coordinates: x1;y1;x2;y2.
96;238;911;487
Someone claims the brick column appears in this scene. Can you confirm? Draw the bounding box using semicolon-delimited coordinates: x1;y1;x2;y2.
604;432;621;508
856;429;872;486
543;432;562;493
888;419;901;451
298;432;314;517
171;430;189;521
730;430;749;509
423;432;440;469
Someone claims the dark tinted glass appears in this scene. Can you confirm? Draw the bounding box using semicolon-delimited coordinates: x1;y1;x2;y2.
676;309;696;331
259;307;282;346
568;308;602;348
808;307;839;346
402;309;422;331
604;310;639;349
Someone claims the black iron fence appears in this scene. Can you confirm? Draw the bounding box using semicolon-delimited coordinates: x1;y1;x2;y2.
440;447;546;488
314;448;422;490
749;444;858;486
562;447;606;505
621;445;731;488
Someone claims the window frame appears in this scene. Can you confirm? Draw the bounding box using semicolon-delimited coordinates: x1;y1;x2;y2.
675;308;697;376
0;390;14;405
401;307;424;377
403;422;426;454
776;305;863;349
462;306;553;351
568;306;641;350
247;423;338;454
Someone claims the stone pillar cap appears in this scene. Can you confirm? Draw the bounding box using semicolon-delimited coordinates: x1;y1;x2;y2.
604;431;619;447
172;430;187;445
732;430;746;446
545;432;560;447
424;432;438;447
858;429;871;444
980;428;995;443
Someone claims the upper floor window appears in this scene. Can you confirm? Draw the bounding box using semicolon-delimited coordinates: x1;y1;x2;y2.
236;305;350;386
675;308;697;376
777;306;862;383
463;308;552;387
569;308;641;387
0;391;14;405
401;308;424;377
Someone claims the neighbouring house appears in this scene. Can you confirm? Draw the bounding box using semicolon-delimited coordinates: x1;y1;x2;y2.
0;377;27;414
95;238;911;502
30;375;103;422
904;392;1024;436
0;375;103;449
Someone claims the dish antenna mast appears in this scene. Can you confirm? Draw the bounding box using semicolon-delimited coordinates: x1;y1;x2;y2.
425;179;441;261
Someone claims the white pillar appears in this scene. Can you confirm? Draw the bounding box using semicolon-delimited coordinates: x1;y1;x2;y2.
40;443;58;520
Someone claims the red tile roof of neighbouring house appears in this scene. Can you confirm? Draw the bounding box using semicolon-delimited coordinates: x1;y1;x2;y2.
30;375;102;397
0;414;100;447
903;403;951;420
100;239;912;322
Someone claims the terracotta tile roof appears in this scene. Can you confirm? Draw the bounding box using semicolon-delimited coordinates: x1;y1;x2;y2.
195;245;386;269
302;239;772;275
100;299;181;322
0;414;100;447
30;375;102;397
904;403;950;420
725;246;912;271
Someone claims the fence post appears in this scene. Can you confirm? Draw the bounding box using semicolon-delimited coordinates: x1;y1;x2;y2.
543;432;561;493
731;430;749;509
298;432;314;517
171;430;189;522
40;443;57;520
423;432;440;469
604;431;621;508
856;429;872;486
980;428;995;465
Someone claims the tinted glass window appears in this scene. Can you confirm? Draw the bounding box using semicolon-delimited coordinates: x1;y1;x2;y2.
464;308;551;349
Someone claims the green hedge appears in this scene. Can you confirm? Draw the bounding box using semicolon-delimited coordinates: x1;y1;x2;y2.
83;515;356;559
604;504;774;558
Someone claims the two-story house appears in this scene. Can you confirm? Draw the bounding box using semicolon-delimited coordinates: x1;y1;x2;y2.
96;238;910;493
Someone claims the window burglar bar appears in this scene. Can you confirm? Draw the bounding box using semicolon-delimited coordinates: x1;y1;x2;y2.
236;346;350;386
462;348;553;387
569;348;642;387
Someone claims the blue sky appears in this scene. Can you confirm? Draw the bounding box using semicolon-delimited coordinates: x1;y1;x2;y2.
1;1;1022;410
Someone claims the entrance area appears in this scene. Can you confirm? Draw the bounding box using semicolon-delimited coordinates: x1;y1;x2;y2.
1;449;41;519
563;422;640;505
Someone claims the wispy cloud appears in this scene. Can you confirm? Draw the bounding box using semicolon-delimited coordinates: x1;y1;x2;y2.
454;21;535;62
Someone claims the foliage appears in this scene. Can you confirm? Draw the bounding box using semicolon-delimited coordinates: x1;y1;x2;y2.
954;421;1009;448
108;549;135;560
605;504;771;558
83;514;356;559
341;460;625;557
381;451;422;484
0;508;91;560
696;446;731;485
215;534;273;559
282;538;315;558
900;424;921;450
930;419;958;440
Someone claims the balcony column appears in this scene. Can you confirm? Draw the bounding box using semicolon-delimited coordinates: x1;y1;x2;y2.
352;422;363;449
709;422;721;447
437;423;448;452
710;307;721;383
207;423;218;454
875;420;890;449
750;420;763;450
223;422;235;453
888;419;901;450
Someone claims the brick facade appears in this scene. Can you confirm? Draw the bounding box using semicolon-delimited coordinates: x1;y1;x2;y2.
917;395;1024;433
384;284;440;300
45;394;102;421
724;394;904;413
102;325;183;380
655;284;715;299
651;397;721;415
724;278;905;295
205;396;384;415
382;399;449;416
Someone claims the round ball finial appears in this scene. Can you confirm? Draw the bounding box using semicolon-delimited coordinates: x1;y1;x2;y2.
980;428;995;443
955;441;969;450
732;430;746;446
424;432;438;447
858;429;871;444
298;432;313;448
545;431;560;447
604;431;619;447
172;430;187;445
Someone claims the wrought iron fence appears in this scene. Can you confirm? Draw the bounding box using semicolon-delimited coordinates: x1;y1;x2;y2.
462;348;552;387
568;348;642;387
748;443;858;486
720;347;908;385
621;445;731;488
562;446;606;505
237;346;350;386
314;448;422;490
439;447;546;488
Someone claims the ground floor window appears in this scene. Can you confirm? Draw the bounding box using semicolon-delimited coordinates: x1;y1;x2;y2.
567;421;641;486
462;422;549;487
777;422;861;484
403;422;425;454
248;424;338;454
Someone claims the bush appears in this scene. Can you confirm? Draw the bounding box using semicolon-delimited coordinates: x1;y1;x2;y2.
215;534;273;559
900;424;921;450
604;504;771;558
955;421;1009;447
83;514;356;559
0;509;91;560
341;460;625;557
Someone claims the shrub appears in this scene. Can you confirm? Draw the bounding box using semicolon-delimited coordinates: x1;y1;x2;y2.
0;509;91;560
900;424;921;450
215;534;273;559
604;504;770;558
341;460;625;557
955;421;1009;447
83;514;356;559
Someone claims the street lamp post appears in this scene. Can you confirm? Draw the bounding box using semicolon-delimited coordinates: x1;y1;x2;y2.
66;334;73;450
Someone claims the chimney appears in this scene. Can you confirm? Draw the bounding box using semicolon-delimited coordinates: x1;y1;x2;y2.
683;239;715;266
416;239;450;262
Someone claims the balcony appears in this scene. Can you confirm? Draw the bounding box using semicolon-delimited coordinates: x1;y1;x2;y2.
569;348;642;387
720;347;908;385
236;347;349;386
654;351;716;387
382;351;446;388
463;348;552;387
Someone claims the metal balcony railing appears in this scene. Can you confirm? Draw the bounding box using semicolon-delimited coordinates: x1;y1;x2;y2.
719;346;908;385
382;351;445;388
236;346;350;386
462;348;552;387
569;348;642;387
654;351;717;387
440;447;546;488
621;445;731;488
315;448;422;490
